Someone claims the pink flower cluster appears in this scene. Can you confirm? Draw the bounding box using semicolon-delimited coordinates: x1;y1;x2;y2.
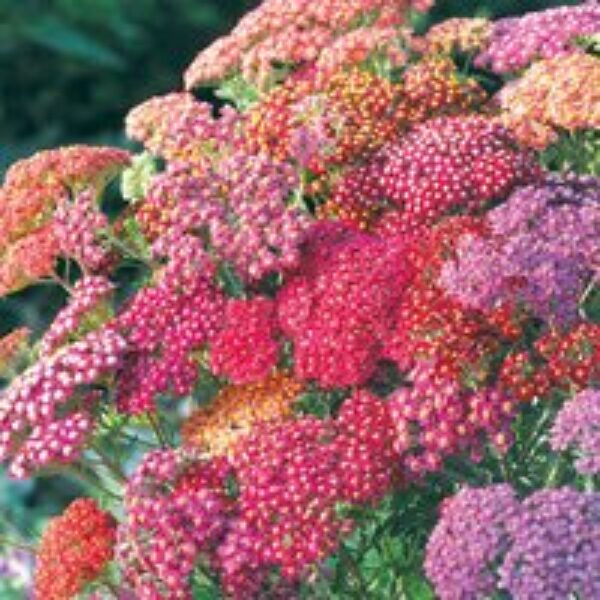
137;152;309;283
125;92;241;168
53;188;112;273
475;3;600;73
276;223;412;388
207;152;309;282
550;388;600;475
117;449;234;599
0;328;126;478
334;116;541;237
389;362;516;476
40;276;113;356
116;246;225;414
184;0;432;89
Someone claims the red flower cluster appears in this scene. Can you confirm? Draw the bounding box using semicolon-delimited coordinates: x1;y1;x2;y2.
225;390;397;593
35;498;117;600
500;323;600;402
277;223;412;388
210;298;281;384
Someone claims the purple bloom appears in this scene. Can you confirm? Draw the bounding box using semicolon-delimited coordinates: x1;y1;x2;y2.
476;3;600;73
440;174;600;326
426;485;600;600
499;488;600;600
424;484;519;600
551;389;600;475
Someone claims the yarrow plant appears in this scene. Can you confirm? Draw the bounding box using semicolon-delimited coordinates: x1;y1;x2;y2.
0;1;599;598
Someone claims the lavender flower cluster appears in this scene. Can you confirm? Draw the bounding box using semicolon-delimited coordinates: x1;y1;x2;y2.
551;388;600;475
440;174;600;326
426;485;600;600
475;3;600;73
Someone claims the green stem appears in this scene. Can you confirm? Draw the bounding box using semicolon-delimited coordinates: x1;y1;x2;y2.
92;444;127;483
339;544;370;599
103;230;151;265
147;412;170;448
67;464;121;501
545;454;566;488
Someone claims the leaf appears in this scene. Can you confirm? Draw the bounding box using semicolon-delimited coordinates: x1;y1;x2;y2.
217;262;246;298
21;15;124;69
121;152;157;202
215;75;260;110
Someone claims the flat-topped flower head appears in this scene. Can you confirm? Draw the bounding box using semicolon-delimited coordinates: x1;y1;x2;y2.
425;485;519;599
35;498;117;600
423;17;491;55
181;372;303;456
550;388;600;475
476;3;600;74
498;53;600;148
440;174;600;326
184;0;433;89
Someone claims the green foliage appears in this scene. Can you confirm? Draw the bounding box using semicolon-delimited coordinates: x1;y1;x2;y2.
540;130;600;176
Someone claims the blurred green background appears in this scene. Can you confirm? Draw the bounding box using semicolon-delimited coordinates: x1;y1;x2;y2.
0;0;581;581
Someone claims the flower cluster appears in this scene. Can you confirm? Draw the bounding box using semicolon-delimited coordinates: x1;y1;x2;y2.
0;145;129;294
0;328;126;478
227;390;397;591
499;488;600;599
125;92;241;168
426;485;600;600
116;250;225;414
550;388;600;475
181;372;303;456
117;450;234;599
35;498;117;600
277;223;411;388
424;484;519;599
40;276;113;356
313;25;408;82
440;174;600;326
390;363;516;475
422;17;491;55
475;3;600;73
183;0;433;89
333;116;540;236
53;188;112;273
0;225;59;296
137;152;309;282
498;53;600;148
207;153;308;282
209;298;281;384
500;322;600;402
